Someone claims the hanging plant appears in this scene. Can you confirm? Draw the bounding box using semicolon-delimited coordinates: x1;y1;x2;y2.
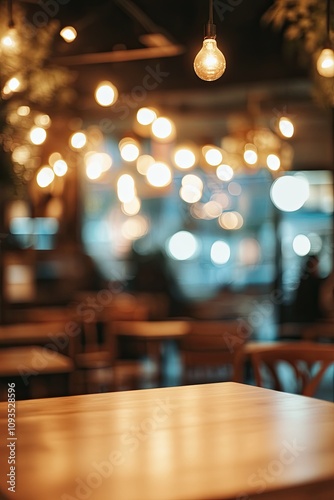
263;0;334;106
0;0;75;194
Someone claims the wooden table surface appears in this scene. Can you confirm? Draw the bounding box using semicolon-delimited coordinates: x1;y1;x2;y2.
113;320;191;338
0;322;67;346
0;346;74;377
0;382;333;500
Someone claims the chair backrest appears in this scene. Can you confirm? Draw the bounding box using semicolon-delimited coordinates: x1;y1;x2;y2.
251;342;334;397
302;322;334;342
180;320;250;372
69;313;117;362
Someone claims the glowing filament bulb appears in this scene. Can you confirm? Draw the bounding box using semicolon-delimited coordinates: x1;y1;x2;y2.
194;38;226;81
317;48;334;78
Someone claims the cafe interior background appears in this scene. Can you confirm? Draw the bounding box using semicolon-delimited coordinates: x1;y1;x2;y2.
0;0;334;395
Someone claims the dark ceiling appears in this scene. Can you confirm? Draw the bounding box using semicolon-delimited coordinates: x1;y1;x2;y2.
17;0;332;171
22;0;307;97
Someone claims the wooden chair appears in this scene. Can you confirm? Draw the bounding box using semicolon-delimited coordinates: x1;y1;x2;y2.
70;315;146;394
250;342;334;397
180;320;250;384
302;321;334;342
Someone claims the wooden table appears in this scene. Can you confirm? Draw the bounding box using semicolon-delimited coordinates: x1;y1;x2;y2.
113;321;191;383
0;382;333;499
0;322;68;347
0;346;74;400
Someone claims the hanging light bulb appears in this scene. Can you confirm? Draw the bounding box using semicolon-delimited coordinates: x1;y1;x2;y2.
317;48;334;77
1;1;19;54
60;26;77;43
317;0;334;77
278;116;294;138
193;0;226;81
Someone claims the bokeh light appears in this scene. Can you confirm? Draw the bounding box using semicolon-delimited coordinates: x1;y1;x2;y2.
60;26;77;43
216;164;234;181
278;117;294;138
70;131;87;149
95;81;118;107
174;147;196;169
211;241;230;265
53;159;68;177
219;211;243;230
137;107;157;125
146;162;172;187
293;234;311;256
151;117;175;140
270;175;309;212
167;231;199;260
36;166;55;188
238;238;261;266
137;155;155;175
204;147;223;166
30;127;47;145
267;154;281;171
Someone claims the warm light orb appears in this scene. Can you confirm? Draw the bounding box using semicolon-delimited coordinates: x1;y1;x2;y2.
151;117;175;140
7;77;21;92
211;241;230;265
203;201;222;219
53;160;68;177
60;26;77;43
266;154;281;171
86;162;102;180
182;174;204;192
136;154;155;175
146;162;172;187
1;28;19;53
120;142;140;162
122;197;141;216
219;211;243;230
194;38;226;81
243;144;258;165
95;81;118;107
228;182;242;196
70;132;87;149
238;238;261;266
174;147;196;169
278;117;294;138
36;166;55;188
29;127;47;145
317;48;334;78
216;164;234;181
137;107;157;125
17;106;30;117
12;145;30;164
205;147;223;166
167;231;199;261
122;216;149;240
117;174;136;203
49;152;62;166
270;175;309;212
34;114;51;128
179;185;202;204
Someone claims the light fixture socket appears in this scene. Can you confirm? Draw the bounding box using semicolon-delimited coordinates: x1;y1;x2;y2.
204;22;216;39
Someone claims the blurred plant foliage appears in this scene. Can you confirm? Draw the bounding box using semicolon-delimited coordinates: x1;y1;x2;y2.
263;0;334;106
0;0;75;192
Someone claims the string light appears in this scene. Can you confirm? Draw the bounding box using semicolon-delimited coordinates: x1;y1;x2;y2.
0;0;19;54
317;0;334;77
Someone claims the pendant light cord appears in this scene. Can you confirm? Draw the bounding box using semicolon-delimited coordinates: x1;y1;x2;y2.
209;0;213;25
8;0;14;28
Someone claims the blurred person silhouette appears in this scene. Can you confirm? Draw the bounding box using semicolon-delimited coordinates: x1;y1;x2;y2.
127;249;187;317
292;254;324;323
